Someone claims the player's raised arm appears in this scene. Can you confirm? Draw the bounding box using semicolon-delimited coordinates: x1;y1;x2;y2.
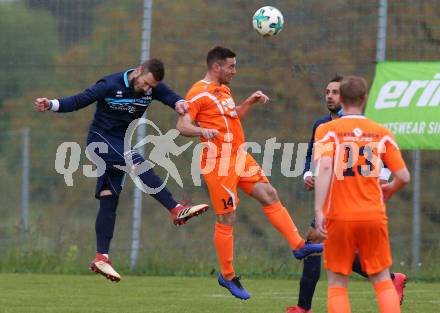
176;113;219;139
235;90;269;119
34;80;107;113
153;82;189;115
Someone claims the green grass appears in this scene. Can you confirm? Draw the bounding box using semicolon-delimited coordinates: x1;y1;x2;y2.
0;274;438;313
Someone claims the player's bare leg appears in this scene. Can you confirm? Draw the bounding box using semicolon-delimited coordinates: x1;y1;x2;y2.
327;271;350;313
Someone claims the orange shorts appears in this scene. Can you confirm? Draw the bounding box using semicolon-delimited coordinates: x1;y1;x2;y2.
202;152;269;215
323;219;392;275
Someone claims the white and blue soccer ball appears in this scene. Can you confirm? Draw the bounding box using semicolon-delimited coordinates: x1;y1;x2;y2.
252;6;284;36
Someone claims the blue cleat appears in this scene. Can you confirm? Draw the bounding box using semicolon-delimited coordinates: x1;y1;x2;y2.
292;243;324;260
218;273;251;300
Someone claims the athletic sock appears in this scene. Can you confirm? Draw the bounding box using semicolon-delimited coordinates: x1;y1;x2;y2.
263;201;304;249
374;280;400;313
138;167;178;210
96;195;119;254
214;222;235;280
298;255;321;310
328;286;351;313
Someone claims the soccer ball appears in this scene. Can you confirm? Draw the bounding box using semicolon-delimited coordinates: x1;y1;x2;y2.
252;6;284;36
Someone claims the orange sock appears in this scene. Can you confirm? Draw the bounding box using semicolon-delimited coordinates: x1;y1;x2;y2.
374;280;400;313
263;201;304;249
214;222;235;280
328;287;351;313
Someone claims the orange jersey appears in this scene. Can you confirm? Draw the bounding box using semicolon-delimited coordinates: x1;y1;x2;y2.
314;115;407;221
186;80;245;158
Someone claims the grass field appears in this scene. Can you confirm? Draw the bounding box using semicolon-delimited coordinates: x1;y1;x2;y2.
0;274;438;313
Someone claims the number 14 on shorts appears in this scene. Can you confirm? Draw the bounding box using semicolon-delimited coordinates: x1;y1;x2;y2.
221;196;234;210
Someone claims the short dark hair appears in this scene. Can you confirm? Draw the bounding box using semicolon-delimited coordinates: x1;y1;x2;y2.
207;46;236;68
140;58;165;81
329;74;344;84
340;75;368;106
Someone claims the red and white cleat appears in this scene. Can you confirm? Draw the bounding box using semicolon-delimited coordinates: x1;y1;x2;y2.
89;253;121;282
171;204;209;226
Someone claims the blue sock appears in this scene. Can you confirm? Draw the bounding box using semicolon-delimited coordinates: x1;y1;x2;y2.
352;253;368;278
96;195;119;254
297;255;321;310
138;168;178;210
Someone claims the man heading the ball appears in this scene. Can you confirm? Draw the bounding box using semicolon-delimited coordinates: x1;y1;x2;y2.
177;46;323;300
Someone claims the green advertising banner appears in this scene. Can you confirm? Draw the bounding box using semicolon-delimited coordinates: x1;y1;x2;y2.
365;62;440;150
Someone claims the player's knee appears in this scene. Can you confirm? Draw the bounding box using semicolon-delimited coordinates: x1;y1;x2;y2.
100;189;113;197
328;272;348;288
216;212;236;225
252;183;279;206
369;268;390;284
98;189;119;214
264;184;279;203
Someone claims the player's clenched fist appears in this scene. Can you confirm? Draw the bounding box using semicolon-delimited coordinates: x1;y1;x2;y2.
35;98;50;112
200;128;219;139
250;90;270;104
175;101;189;115
304;176;315;191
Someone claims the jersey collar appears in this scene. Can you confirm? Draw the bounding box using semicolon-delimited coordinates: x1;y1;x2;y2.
123;69;135;88
341;114;366;119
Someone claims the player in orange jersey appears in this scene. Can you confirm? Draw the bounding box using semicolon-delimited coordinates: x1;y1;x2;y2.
287;75;407;313
313;76;410;313
176;46;323;300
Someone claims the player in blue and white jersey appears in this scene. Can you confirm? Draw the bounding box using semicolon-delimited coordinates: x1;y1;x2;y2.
35;59;208;282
